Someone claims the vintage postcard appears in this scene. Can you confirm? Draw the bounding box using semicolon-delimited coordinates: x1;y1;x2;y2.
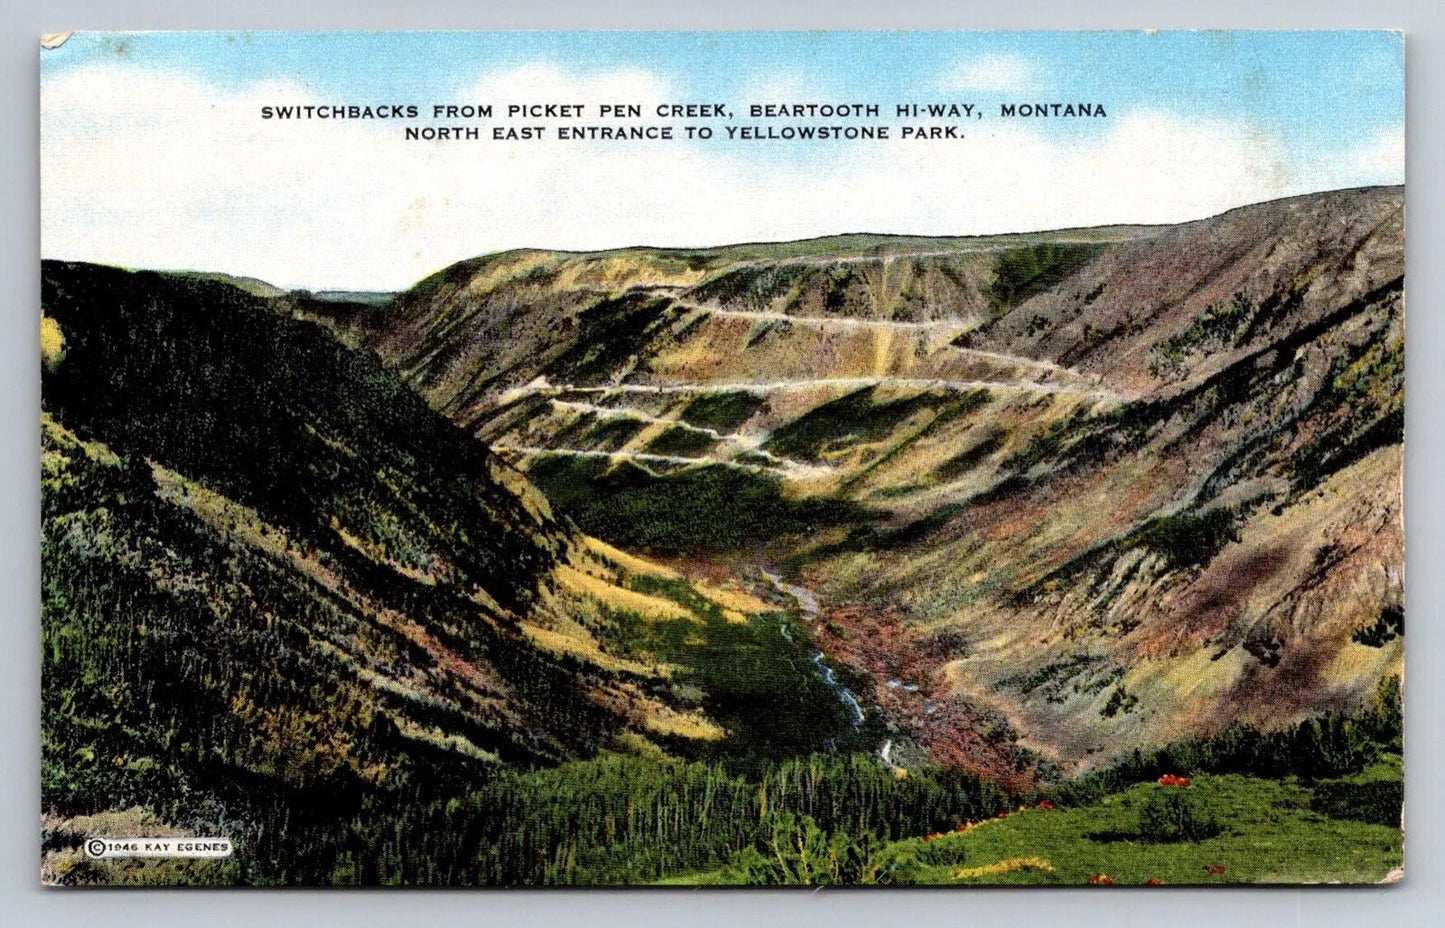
40;31;1403;886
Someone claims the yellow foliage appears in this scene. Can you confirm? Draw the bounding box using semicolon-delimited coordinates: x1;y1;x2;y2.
582;536;681;580
519;622;655;676
1157;646;1248;702
394;718;501;765
461;251;558;297
951;857;1055;880
872;325;894;377
696;581;773;616
555;564;696;622
643;707;725;741
41;315;66;371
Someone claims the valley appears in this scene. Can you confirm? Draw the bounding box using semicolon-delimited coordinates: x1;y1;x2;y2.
40;184;1405;885
318;184;1402;779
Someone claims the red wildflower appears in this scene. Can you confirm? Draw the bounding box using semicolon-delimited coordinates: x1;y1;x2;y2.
1157;774;1192;787
1204;864;1227;876
996;812;1009;819
1035;800;1057;811
1087;874;1114;885
1145;877;1164;885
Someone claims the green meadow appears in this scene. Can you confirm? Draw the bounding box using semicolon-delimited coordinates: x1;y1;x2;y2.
665;761;1403;886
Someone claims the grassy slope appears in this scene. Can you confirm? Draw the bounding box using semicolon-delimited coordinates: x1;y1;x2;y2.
667;760;1402;886
524;455;870;554
600;572;874;767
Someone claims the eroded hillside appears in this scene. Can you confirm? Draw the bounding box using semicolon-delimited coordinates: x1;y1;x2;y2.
321;186;1402;779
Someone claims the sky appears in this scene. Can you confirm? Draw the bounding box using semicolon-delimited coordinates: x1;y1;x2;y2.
41;31;1404;291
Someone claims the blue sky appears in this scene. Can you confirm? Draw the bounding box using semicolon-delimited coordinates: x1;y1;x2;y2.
44;31;1403;152
41;31;1404;290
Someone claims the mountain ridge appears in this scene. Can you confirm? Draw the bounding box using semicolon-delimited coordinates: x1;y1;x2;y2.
309;184;1402;775
38;186;1406;885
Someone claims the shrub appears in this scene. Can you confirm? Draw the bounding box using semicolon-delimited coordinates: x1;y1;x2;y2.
643;425;718;457
1311;780;1403;827
763;387;942;463
725;812;920;885
679;391;765;432
1365;675;1403;752
1136;789;1221;843
1131;508;1239;570
1100;685;1139;718
525;456;870;553
1352;607;1403;648
914;835;970;866
1059;712;1385;808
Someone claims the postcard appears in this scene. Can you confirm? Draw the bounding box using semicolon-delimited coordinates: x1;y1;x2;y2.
39;30;1404;886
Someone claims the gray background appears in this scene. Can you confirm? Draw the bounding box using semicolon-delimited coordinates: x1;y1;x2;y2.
2;2;1439;925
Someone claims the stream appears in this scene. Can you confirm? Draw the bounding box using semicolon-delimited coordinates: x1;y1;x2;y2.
761;571;821;619
760;571;865;730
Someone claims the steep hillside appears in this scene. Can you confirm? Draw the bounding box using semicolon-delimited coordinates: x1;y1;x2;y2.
333;187;1404;776
827;187;1405;762
40;262;800;874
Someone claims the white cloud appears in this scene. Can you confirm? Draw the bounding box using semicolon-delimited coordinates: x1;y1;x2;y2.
736;70;809;106
939;54;1040;93
1335;125;1406;187
41;63;1403;292
463;61;675;108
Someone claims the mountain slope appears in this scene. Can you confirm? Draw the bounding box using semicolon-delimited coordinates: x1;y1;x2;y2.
39;261;756;843
827;187;1404;761
328;186;1404;775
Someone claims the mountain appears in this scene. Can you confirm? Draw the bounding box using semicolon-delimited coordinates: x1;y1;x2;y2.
42;261;827;877
323;186;1404;776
